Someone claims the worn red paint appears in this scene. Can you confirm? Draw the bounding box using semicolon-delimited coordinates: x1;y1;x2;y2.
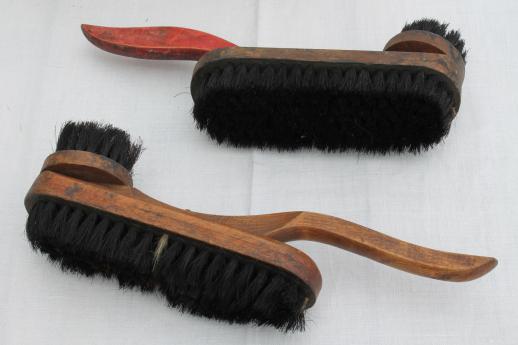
81;24;236;61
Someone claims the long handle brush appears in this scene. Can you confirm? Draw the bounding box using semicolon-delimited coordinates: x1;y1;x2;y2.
82;18;466;153
26;122;496;331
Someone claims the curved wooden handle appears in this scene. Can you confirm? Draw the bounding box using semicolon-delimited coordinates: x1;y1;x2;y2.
81;24;236;60
189;211;497;282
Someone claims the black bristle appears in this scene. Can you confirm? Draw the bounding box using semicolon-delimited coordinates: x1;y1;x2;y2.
26;199;311;331
56;121;142;171
192;62;456;153
402;18;467;60
190;19;467;154
28;121;311;331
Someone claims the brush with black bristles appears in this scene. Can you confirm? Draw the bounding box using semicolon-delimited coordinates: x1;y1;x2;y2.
82;18;466;153
26;122;496;331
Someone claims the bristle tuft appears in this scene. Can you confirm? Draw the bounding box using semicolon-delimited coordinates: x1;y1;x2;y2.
56;121;142;171
402;18;467;60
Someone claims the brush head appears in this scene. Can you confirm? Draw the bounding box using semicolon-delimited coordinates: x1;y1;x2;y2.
27;122;311;331
191;19;465;154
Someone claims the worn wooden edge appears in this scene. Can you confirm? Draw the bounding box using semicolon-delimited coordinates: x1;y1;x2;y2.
42;150;133;186
25;171;322;305
192;46;463;112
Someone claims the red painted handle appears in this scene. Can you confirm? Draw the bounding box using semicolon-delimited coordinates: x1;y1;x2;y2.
81;24;237;61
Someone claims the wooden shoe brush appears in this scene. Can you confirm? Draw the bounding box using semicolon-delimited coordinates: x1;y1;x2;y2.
82;18;466;153
25;122;496;331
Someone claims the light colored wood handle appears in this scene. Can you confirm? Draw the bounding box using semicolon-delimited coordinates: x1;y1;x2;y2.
188;211;497;282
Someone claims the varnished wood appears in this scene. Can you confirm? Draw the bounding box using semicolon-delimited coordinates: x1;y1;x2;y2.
191;211;496;282
42;150;133;186
27;150;497;300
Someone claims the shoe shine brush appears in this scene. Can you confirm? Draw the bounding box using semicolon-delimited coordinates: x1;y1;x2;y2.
26;122;496;331
82;18;466;153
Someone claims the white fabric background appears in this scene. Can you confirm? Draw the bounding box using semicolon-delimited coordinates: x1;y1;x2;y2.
1;1;516;344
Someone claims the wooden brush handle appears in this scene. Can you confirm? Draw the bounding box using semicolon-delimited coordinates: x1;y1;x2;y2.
190;211;496;282
34;151;497;283
81;24;236;60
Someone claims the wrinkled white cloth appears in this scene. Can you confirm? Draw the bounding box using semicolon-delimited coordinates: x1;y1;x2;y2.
0;1;516;344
